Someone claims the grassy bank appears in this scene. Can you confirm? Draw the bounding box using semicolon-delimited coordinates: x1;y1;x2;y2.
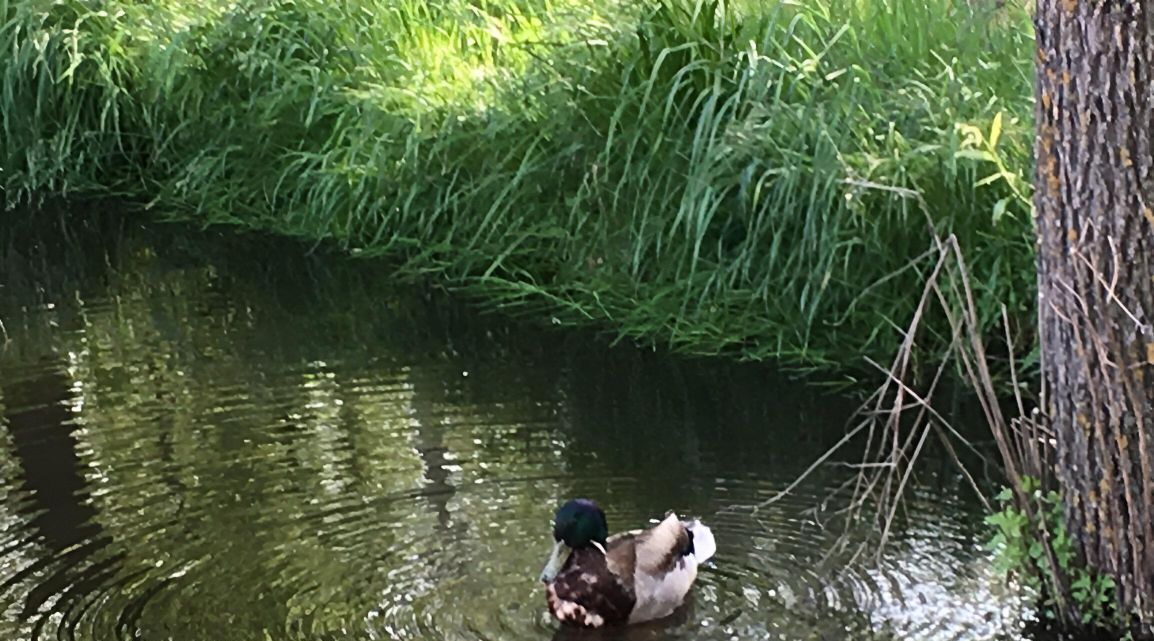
0;0;1036;380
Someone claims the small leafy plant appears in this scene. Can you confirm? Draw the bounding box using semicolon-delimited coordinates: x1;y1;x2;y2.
986;476;1117;626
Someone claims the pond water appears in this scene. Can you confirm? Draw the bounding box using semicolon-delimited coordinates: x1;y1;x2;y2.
0;204;1029;641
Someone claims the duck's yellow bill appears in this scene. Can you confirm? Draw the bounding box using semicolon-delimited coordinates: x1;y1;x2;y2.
539;540;570;583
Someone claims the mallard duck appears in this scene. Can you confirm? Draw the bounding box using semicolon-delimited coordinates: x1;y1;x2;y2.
538;498;716;628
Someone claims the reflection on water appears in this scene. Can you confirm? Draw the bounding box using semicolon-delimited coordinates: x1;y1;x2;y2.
0;204;1028;640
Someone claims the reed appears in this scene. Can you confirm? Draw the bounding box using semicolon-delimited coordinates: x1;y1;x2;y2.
0;0;1036;380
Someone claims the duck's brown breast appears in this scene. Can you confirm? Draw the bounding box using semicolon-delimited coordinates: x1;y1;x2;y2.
545;547;636;627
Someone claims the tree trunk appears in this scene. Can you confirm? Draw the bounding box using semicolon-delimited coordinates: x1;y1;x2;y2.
1034;0;1154;629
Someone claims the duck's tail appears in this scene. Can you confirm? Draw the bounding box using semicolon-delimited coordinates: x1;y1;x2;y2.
685;520;716;565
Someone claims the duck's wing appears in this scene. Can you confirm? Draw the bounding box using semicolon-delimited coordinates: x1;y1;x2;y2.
603;531;638;583
625;512;713;624
633;512;693;576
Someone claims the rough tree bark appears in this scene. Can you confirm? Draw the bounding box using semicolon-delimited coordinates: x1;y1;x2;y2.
1034;0;1154;629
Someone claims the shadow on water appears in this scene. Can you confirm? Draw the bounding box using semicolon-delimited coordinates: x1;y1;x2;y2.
0;202;1031;640
1;367;109;623
3;369;98;552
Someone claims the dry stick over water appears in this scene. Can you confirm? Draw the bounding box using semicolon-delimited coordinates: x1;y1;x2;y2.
752;232;1060;594
746;222;955;520
747;234;964;517
852;234;1065;610
746;235;964;510
932;237;1068;617
842;234;996;566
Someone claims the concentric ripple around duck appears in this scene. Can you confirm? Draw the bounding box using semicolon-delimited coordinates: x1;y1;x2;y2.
0;213;1031;641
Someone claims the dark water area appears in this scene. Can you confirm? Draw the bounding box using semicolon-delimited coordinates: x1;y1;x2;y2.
0;203;1028;640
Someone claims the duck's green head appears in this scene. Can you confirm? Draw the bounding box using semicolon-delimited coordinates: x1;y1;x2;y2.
538;499;608;583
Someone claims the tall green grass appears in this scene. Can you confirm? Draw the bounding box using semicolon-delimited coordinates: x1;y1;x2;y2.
0;0;1036;379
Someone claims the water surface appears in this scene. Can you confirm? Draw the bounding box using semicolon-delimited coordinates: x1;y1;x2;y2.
0;205;1027;640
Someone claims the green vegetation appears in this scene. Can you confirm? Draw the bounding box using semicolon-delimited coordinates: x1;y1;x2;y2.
986;477;1120;629
0;0;1035;378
